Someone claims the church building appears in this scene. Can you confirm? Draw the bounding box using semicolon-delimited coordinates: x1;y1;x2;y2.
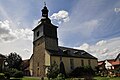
29;5;98;77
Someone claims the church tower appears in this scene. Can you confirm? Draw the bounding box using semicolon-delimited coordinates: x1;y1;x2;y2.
32;5;58;77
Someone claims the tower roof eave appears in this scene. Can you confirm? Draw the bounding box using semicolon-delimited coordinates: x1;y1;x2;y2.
32;22;42;31
32;21;58;31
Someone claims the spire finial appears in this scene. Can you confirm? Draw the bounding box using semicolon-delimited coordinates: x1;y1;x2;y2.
41;1;48;18
40;1;51;23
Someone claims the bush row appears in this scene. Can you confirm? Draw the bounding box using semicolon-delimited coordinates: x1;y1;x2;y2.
3;68;23;79
68;66;95;78
0;73;6;80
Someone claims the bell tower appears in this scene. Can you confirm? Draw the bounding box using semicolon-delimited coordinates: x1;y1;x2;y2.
32;4;58;77
33;4;58;51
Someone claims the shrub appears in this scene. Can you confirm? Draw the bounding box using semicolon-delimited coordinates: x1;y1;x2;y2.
0;73;6;80
57;73;65;80
84;66;95;76
4;72;10;79
69;67;84;78
68;66;95;78
13;71;23;78
7;68;18;77
47;61;59;79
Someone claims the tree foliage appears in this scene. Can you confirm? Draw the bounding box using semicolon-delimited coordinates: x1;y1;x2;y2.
47;61;59;79
57;73;65;80
60;61;66;77
6;52;22;70
69;66;95;78
13;71;23;78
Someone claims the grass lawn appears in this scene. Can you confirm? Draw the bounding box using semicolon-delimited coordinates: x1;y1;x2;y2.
94;76;120;80
10;77;40;80
22;77;41;80
10;76;120;80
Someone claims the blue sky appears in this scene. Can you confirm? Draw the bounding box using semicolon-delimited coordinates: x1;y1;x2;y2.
0;0;120;60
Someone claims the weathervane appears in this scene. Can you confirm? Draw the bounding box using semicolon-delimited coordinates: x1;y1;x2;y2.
44;1;46;6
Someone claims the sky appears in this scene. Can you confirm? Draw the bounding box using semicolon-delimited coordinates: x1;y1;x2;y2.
0;0;120;61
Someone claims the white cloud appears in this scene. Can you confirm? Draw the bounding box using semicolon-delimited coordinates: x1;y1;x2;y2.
96;40;107;46
33;19;40;28
58;40;64;46
74;37;120;61
99;48;109;54
78;19;100;37
74;43;89;51
0;20;33;42
0;20;33;60
0;20;10;34
50;10;70;24
24;49;30;53
15;28;33;41
83;19;100;27
63;17;70;22
0;20;17;42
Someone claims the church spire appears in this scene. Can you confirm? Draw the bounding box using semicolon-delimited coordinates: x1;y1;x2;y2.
40;2;51;23
41;2;49;18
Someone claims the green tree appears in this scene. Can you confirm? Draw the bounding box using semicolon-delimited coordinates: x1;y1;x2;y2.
60;61;66;77
6;52;22;70
47;61;59;79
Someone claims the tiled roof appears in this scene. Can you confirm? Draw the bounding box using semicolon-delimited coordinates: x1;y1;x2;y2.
47;46;97;59
98;59;120;66
115;53;120;61
107;59;120;66
107;59;115;62
98;61;104;66
110;61;120;66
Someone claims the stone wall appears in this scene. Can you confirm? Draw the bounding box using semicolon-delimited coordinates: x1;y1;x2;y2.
32;37;45;77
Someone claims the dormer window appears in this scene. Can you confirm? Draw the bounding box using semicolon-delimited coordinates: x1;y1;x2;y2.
81;52;85;55
63;50;70;54
74;51;78;54
37;31;39;37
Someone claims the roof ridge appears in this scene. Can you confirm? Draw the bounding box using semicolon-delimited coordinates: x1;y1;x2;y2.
59;46;85;51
